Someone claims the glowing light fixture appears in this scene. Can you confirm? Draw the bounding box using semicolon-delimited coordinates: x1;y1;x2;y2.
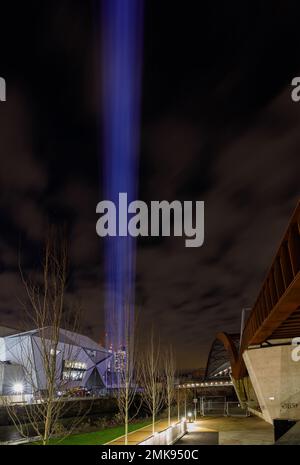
12;383;23;394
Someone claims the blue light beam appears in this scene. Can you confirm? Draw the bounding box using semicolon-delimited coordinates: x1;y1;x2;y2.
101;0;144;352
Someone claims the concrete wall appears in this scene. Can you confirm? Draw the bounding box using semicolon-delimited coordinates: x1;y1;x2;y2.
0;396;117;426
243;345;300;424
138;421;187;445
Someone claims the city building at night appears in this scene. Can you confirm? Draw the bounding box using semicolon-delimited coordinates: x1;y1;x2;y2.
0;326;113;402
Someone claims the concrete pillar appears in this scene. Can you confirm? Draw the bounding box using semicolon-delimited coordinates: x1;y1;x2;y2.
243;345;300;424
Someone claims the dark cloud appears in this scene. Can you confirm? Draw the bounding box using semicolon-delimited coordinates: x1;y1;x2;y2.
136;84;300;366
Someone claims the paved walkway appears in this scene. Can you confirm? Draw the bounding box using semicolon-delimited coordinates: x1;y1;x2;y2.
176;416;274;445
107;416;274;446
106;418;176;445
176;430;218;445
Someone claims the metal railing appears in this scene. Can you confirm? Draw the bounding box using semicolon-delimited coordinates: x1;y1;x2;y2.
200;399;248;417
241;202;300;350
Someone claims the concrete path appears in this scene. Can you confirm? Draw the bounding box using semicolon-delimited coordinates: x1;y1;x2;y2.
176;416;274;446
106;418;176;445
176;431;218;445
107;416;274;446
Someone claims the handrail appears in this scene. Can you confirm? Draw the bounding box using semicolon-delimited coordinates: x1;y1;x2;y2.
241;202;300;347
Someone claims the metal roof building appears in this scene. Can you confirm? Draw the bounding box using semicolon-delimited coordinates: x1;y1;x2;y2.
0;326;113;399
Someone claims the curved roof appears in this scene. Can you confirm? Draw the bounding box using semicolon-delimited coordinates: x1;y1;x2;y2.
205;333;239;379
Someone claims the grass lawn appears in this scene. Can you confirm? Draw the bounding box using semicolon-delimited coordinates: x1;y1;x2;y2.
33;420;151;445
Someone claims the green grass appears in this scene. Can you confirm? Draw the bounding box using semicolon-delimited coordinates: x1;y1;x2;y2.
33;420;151;445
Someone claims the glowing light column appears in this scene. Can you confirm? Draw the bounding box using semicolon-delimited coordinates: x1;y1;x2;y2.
101;0;144;353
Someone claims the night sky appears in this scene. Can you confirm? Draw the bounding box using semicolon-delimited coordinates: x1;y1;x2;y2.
0;1;300;368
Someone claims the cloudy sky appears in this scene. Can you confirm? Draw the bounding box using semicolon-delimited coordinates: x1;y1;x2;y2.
0;1;300;368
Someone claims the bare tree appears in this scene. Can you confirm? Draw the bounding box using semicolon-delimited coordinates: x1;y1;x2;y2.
164;346;176;426
3;228;89;444
140;330;165;435
114;302;141;445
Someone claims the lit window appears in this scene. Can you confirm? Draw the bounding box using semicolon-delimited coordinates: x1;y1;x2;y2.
62;360;87;381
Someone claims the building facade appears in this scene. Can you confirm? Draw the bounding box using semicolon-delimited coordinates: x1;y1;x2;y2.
0;326;113;401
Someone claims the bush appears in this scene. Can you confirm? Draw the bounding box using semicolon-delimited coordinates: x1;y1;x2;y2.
52;422;66;436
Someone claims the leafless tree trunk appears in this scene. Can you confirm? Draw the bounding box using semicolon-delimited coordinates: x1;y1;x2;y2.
164;346;176;426
114;302;141;445
140;330;165;435
4;228;88;444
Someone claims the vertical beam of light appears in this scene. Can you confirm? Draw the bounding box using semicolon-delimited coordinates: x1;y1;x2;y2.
101;0;144;354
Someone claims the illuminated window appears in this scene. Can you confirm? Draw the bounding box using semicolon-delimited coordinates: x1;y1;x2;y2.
62;360;87;381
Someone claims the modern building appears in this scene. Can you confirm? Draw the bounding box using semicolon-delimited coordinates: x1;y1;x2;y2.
0;325;113;402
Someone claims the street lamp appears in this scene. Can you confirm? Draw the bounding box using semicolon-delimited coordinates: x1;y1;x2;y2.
193;397;198;421
187;411;193;423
